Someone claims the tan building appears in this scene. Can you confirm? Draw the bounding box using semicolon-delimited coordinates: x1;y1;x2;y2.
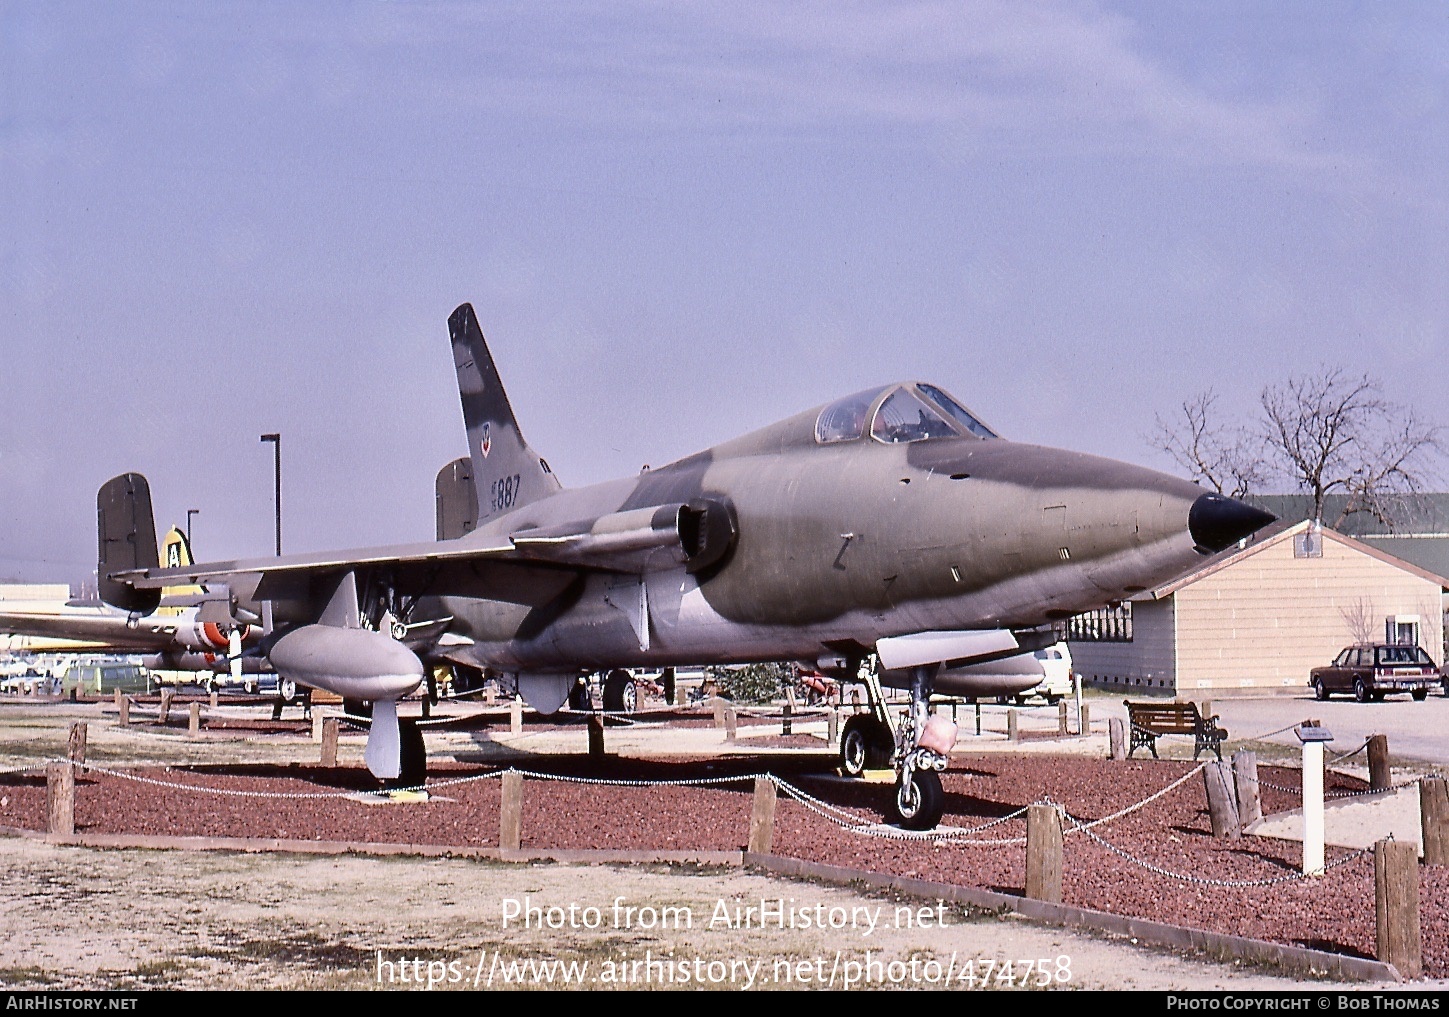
1069;520;1448;696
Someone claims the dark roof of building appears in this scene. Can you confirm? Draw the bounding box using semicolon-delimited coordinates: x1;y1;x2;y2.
1247;493;1449;581
1138;519;1449;601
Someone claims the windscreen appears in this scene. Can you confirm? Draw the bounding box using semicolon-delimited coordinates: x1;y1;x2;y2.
916;383;998;439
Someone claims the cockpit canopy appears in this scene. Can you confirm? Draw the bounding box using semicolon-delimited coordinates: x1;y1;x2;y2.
814;383;999;445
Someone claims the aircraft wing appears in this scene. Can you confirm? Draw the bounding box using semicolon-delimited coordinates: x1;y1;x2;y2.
110;500;732;606
0;608;182;651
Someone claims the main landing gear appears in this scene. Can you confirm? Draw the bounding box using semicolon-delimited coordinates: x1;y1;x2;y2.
838;657;950;831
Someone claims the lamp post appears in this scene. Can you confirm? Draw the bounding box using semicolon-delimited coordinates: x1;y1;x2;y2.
260;433;281;556
186;509;199;549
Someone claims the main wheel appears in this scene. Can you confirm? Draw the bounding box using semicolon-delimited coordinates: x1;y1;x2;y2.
278;678;298;703
1353;678;1370;703
1313;678;1329;701
1411;688;1428;701
840;716;871;777
893;769;945;831
602;669;637;714
839;715;893;777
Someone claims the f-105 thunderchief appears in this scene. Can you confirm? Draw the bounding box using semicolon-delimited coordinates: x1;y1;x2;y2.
96;303;1273;829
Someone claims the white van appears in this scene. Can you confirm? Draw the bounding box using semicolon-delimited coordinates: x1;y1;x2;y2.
1025;643;1075;703
994;642;1075;705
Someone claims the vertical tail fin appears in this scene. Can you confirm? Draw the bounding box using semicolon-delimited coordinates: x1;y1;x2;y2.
157;527;204;616
435;457;478;540
448;303;562;526
97;473;161;614
159;527;193;569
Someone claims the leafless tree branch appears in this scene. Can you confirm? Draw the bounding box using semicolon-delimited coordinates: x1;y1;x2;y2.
1259;367;1444;526
1149;389;1268;499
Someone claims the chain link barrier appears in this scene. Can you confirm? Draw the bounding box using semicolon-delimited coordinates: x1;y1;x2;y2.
1059;806;1374;887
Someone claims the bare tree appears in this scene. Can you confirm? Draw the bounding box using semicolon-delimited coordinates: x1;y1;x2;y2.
1259;367;1444;526
1149;389;1268;499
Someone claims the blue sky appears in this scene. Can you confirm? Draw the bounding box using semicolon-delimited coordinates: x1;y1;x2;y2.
3;1;1446;584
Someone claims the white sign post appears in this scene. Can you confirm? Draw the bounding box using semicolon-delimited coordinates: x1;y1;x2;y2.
1297;722;1333;877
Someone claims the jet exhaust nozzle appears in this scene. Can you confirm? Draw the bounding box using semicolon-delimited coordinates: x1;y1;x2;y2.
1188;493;1277;554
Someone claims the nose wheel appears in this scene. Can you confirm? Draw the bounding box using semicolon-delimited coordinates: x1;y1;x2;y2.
893;769;944;831
840;656;952;830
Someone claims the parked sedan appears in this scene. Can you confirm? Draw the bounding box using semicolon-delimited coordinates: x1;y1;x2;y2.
1309;644;1441;703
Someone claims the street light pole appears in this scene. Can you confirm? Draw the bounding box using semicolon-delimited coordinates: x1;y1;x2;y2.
260;433;281;556
186;509;199;549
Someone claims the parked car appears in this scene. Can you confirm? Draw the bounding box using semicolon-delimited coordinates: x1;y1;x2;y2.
1309;643;1441;703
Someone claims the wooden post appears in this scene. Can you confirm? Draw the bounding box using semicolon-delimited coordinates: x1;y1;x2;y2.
46;761;75;838
1232;750;1262;827
115;689;130;726
158;688;173;724
188;702;201;737
1007;709;1019;743
748;776;777;854
782;701;792;736
588;714;605;759
1025;804;1063;902
827;708;839;746
1057;699;1069;735
67;722;87;765
509;697;523;734
1079;703;1090;737
210;689;219;709
712;697;727;728
1374;838;1422;978
500;771;524;852
1203;760;1242;839
1368;734;1391;791
724;703;737;742
320;717;339;767
312;712;325;743
1108;717;1126;760
1420;777;1448;866
663;667;676;706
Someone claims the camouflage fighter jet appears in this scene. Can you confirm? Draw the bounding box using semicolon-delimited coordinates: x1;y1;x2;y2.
94;303;1274;829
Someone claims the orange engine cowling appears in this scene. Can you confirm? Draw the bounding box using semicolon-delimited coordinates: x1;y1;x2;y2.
174;621;254;651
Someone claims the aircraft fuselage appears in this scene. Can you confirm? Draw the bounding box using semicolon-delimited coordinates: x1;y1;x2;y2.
439;428;1209;676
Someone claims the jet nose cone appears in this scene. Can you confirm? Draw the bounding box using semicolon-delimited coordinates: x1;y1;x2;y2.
1188;493;1277;553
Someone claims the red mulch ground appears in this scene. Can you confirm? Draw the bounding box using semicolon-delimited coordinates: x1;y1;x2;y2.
3;744;1443;979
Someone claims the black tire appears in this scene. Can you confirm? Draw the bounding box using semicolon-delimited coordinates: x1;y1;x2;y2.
602;669;637;714
384;718;427;791
840;716;871;777
840;715;892;777
893;769;945;831
1044;694;1061;706
1411;689;1428;701
1313;679;1329;702
1353;678;1370;704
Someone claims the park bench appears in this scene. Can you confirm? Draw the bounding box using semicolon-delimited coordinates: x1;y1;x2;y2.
1124;700;1227;761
